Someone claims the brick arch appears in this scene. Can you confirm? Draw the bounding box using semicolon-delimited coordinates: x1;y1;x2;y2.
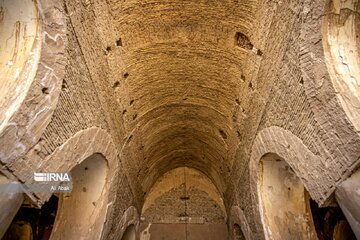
228;206;253;240
249;126;331;206
321;0;360;131
0;0;66;164
35;127;121;239
300;0;360;133
249;126;328;239
40;127;118;181
299;0;360;182
109;206;140;240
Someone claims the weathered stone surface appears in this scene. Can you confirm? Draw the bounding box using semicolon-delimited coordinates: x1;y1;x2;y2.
335;169;360;239
0;0;66;166
0;0;359;239
142;167;226;224
0;174;24;239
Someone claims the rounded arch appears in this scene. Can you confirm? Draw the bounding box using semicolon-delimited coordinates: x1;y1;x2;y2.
29;127;120;239
228;206;253;240
139;167;228;239
141;167;227;224
50;153;109;240
121;224;136;240
32;127;118;200
0;0;66;164
232;224;246;240
249;127;357;239
299;0;360;185
0;0;40;130
249;126;330;237
110;206;140;240
250;126;331;206
322;0;360;131
257;153;317;240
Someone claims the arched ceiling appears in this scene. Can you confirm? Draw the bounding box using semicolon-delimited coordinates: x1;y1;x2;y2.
141;167;227;223
105;0;260;194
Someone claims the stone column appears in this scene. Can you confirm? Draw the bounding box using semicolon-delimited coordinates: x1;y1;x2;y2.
0;174;24;238
335;169;360;239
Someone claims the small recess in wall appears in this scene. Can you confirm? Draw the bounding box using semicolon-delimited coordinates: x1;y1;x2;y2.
255;48;263;56
235;32;253;50
180;196;190;201
62;80;68;90
42;87;49;94
112;81;120;89
219;129;227;139
116;38;122;47
240;74;246;82
104;46;111;55
236;130;241;140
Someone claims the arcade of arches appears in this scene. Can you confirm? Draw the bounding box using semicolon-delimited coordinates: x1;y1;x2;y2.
0;0;359;239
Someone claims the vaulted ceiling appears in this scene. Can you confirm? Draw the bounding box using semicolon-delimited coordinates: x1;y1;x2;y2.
106;0;260;194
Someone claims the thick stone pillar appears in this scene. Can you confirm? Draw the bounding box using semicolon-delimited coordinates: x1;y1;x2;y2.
335;169;360;239
0;174;24;238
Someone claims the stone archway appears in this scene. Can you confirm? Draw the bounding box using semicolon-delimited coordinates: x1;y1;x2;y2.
249;126;357;239
232;224;245;240
299;0;360;189
140;167;228;240
0;0;66;164
258;153;317;240
121;224;136;240
322;0;360;131
50;153;109;240
0;0;40;131
31;127;120;239
110;206;139;240
249;126;329;206
1;127;122;239
228;206;253;240
249;126;323;238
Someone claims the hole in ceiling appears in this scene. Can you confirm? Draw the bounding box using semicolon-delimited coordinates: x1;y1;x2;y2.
42;87;49;94
240;74;246;82
236;131;241;140
219;129;227;139
112;81;120;89
299;78;304;85
180;196;190;201
256;48;263;56
235;32;253;50
61;80;68;90
116;38;122;47
104;46;111;55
